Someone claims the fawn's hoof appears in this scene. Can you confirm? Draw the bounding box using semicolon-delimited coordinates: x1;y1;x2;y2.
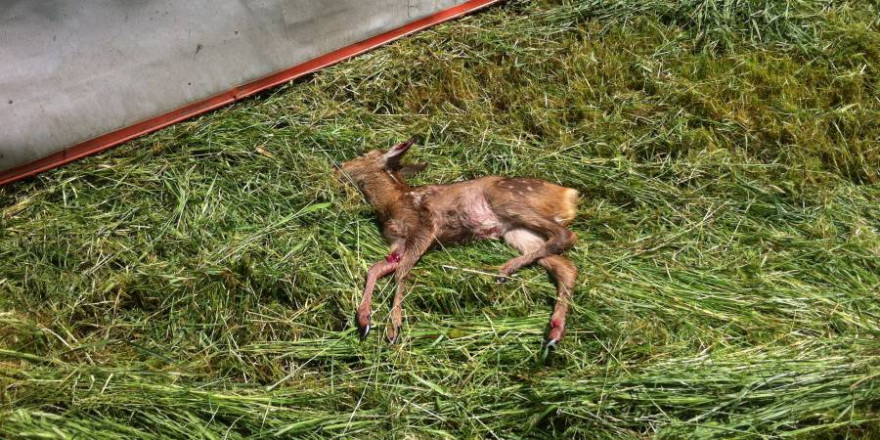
355;311;372;340
542;320;565;358
359;324;371;340
386;325;402;344
541;337;559;360
495;276;508;284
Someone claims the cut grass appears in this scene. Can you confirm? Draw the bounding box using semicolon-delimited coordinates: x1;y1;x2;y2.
2;0;880;438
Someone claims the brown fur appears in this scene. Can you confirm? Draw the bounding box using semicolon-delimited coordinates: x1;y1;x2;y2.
339;140;578;345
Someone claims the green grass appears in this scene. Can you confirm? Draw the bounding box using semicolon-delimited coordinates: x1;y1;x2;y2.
2;0;880;438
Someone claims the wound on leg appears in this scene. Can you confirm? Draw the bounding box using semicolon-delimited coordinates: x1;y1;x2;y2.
386;251;402;263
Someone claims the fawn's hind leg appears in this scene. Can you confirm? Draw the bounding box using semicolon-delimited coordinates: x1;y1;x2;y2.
498;218;576;277
537;255;577;345
487;180;578;277
503;229;577;345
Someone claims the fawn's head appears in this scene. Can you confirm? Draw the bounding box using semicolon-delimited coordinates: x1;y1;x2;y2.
337;139;427;186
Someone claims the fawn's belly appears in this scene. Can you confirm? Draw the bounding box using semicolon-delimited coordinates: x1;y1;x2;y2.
436;193;505;243
466;203;504;239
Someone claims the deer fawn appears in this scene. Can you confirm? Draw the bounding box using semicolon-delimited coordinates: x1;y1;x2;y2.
337;139;578;349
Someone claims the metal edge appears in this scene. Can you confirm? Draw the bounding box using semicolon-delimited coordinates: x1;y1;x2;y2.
0;0;500;187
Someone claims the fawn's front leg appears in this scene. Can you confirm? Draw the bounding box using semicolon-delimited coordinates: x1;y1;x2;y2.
356;248;402;339
386;227;436;343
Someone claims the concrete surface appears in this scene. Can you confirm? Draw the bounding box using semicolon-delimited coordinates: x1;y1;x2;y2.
0;0;470;172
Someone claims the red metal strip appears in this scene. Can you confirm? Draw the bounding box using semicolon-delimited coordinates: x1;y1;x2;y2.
0;0;500;187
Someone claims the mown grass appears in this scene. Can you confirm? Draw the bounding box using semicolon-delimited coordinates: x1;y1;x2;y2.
2;0;880;438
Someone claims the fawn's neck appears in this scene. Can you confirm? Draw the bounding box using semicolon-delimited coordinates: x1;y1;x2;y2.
357;170;408;222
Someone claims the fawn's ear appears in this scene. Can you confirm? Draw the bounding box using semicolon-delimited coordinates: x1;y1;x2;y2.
383;138;415;168
399;162;428;176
